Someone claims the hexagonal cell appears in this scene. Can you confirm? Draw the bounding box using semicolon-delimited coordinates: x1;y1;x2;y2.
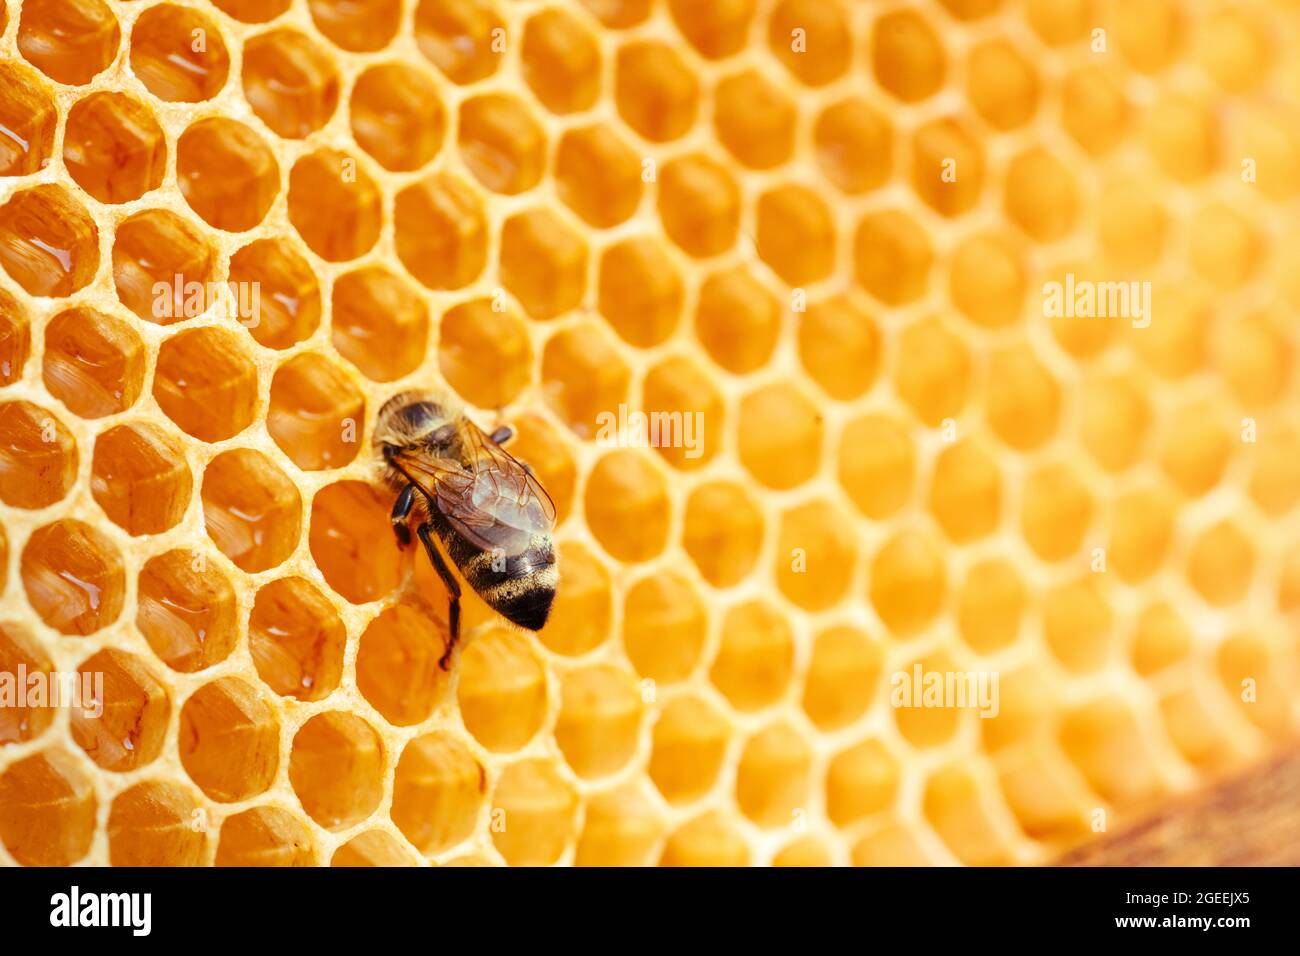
541;322;630;438
21;520;124;636
176;118;279;233
500;207;588;321
694;266;781;373
41;307;145;421
249;577;346;701
137;549;238;673
948;230;1026;329
660;811;750;866
737;382;823;490
521;8;602;114
554;124;644;229
1108;485;1176;584
709;599;794;712
0;185;100;297
290;712;384;831
439;298;532;408
0;62;58;176
957;558;1026;655
490;759;578;866
580;0;652;28
243;29;338;138
838;412;915;520
1021;461;1092;561
798;295;880;401
967;39;1039;132
622;569;707;683
639;354;723;471
869;528;947;638
1159;402;1231;497
713;68;796;169
394;172;488;290
894;316;972;426
536;541;611;656
107;781;207;866
227;239;321;350
287;149;382;262
414;0;504;85
307;0;399;52
1143;92;1217;183
18;0;120;86
70;648;170;772
179;677;279;802
202;449;301;573
63;91;166;204
735;722;812;828
767;0;850;84
598;237;684;347
928;438;1002;544
556;665;642;779
113;208;216;324
331;830;417;867
813;97;892;195
211;0;291;23
267;354;364;471
925;766;1015;866
657;153;740;259
615;40;700;142
154;327;258;442
1189;203;1259;291
584;450;671;563
457;93;547;196
575;785;663;867
356;604;448;726
308;480;404;604
130;4;229;103
773;837;832;867
802;626;881;731
911;117;985;217
758;183;836;285
1062;65;1128;156
1250;424;1300;515
329;267;426;382
216;806;318;866
0;749;97;866
0;622;55;745
1113;0;1185;75
91;422;192;535
0;401;77;508
1040;578;1113;673
1187;520;1254;608
892;648;966;748
854;209;932;305
871;9;945;103
457;626;547;752
649;695;730;803
350;63;445;173
1004;147;1079;242
682;480;764;587
776;498;857;610
1079;373;1149;473
0;289;30;385
390;732;484;855
1059;697;1165;806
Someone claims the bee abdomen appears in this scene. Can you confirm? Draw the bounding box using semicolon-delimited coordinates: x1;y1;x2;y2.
458;536;558;632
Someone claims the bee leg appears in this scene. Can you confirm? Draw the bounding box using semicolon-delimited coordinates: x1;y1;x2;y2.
417;522;461;671
390;483;415;548
489;425;514;445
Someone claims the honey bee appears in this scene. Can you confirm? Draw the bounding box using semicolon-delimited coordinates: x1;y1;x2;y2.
375;391;558;669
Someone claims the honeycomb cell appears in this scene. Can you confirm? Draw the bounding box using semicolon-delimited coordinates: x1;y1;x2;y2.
499;208;588;322
911;117;984;217
1196;6;1272;92
309;0;400;53
290;712;385;830
826;739;899;827
249;577;345;701
1059;697;1164;805
713;68;796;170
966;39;1039;132
229;239;322;351
657;153;740;259
0;185;100;297
137;549;238;673
948;231;1025;329
1043;578;1113;672
648;695;730;804
107;782;207;866
598;237;683;348
1021;461;1092;562
70;648;170;772
957;559;1026;654
113;208;215;324
331;830;416;867
1024;0;1090;46
21;520;124;636
91;422;191;535
330;267;425;382
438;299;532;409
179;678;279;802
851;820;939;866
490;759;579;866
554;124;643;230
130;4;229;103
1096;177;1168;268
580;0;652;29
0;622;54;744
242;29;339;138
288;149;382;262
709;599;794;712
1114;0;1184;75
1109;485;1177;584
776;498;856;611
414;0;504;85
854;210;932;305
267;354;364;471
390;732;484;854
502;413;578;523
395;173;488;291
669;0;755;60
798;295;880;401
894;317;971;426
1189;203;1259;291
1130;602;1191;677
737;382;823;490
615;40;699;143
1062;65;1128;156
154;327;258;442
541;322;630;438
63;92;165;206
928;438;1001;544
537;542;612;657
177;118;279;232
0;401;77;509
356;604;447;726
868;528;946;638
871;9;945;104
622;569;708;683
0;290;29;385
459;93;547;196
210;0;291;23
813;97;891;195
18;0;120;86
575;785;662;867
924;765;1013;866
584;450;671;562
202;449;301;573
892;650;965;747
755;183;835;286
803;626;881;731
694;267;781;374
772;837;831;867
1144;92;1217;183
522;8;602;114
1159;402;1231;498
457;626;546;752
1080;374;1149;473
1004;148;1079;243
1217;631;1291;737
555;665;643;778
0;62;57;177
350;63;445;173
215;806;317;867
767;0;849;85
1217;309;1291;409
736;722;812;828
641;355;723;471
986;342;1061;450
1187;521;1253;608
0;749;97;866
1250;426;1300;517
682;480;763;588
1131;287;1209;381
660;811;750;866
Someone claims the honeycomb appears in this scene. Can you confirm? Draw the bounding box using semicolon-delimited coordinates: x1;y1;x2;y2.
1;0;1299;868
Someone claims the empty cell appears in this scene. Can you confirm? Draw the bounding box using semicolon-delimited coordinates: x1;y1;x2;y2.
154;327;258;442
21;520;125;636
0;622;55;745
541;323;630;438
868;528;946;638
331;830;417;867
522;8;602;114
928;438;1002;544
0;62;58;176
70;648;171;772
130;4;229;102
228;239;322;350
18;0;120;86
735;722;813;828
694;267;781;374
0;401;77;508
267;353;365;470
837;412;916;520
555;665;643;778
457;626;547;752
911;117;985;218
1042;578;1113;673
108;782;207;866
1062;65;1128;156
713;69;796;169
894;316;971;425
290;711;385;830
682;480;764;587
490;759;578;866
536;541;611;657
91;421;192;535
350;63;446;173
64;92;167;204
584;450;671;562
136;549;239;673
948;230;1026;329
657;153;740;258
308;481;404;604
622;569;707;683
390;732;484;855
802;626;882;731
813;97;892;195
500;207;589;320
957;559;1026;654
737;382;823;490
0;749;98;866
215;806;317;866
660;811;749;866
113;208;216;324
310;0;401;53
798;295;881;401
201;449;302;573
356;604;448;726
458;93;548;195
42;307;145;419
575;786;663;867
598;237;683;347
768;0;850;85
871;9;945;103
554;124;643;229
243;29;339;138
177;118;280;232
1004;148;1079;242
709;599;794;712
1020;461;1092;561
671;0;755;59
967;39;1040;132
0;185;100;297
615;41;700;143
438;298;533;408
649;695;730;804
414;0;505;85
854;210;932;306
394;172;488;290
288;149;383;262
331;266;428;381
179;677;280;802
249;577;346;701
641;354;723;471
0;289;30;385
775;498;857;610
